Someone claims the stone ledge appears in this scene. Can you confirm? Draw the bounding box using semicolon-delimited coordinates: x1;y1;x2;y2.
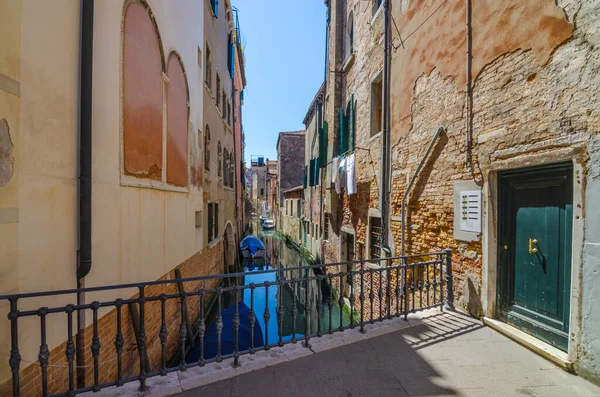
482;317;574;372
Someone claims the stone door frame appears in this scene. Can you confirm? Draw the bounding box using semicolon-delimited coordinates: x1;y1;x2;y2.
482;148;586;362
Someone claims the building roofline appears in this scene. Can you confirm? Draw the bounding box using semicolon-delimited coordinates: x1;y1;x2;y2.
303;82;326;126
283;185;304;194
276;130;305;151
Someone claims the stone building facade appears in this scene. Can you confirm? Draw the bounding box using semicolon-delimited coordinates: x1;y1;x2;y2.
0;0;244;395
303;83;326;261
276;131;306;230
321;0;600;382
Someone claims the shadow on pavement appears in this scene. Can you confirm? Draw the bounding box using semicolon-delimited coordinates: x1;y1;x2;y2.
174;311;486;396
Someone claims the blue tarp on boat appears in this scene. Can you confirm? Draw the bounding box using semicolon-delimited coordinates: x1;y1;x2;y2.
186;302;264;363
240;235;265;256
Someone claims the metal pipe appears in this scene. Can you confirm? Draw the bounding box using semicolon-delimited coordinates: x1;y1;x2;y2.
401;126;445;256
465;0;472;170
380;0;391;251
78;0;94;280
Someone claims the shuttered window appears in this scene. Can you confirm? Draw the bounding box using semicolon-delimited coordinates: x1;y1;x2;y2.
319;121;328;167
208;203;214;242
339;107;347;155
210;0;219;17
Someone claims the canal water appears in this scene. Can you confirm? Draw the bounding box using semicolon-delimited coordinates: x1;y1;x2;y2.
186;222;350;362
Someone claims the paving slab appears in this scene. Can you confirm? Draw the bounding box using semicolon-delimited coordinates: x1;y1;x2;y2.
173;311;600;397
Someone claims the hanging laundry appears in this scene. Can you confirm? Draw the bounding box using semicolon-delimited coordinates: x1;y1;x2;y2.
336;157;346;195
332;156;339;185
346;153;356;195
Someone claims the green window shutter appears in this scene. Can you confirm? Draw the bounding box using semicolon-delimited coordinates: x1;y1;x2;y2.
315;158;320;182
339;107;347;155
303;166;308;188
320;121;328;167
349;95;355;151
309;159;315;186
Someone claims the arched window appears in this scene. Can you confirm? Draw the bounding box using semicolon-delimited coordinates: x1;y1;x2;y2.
166;53;189;187
346;11;354;59
229;152;234;188
204;126;210;170
223;148;229;186
217;141;222;178
123;1;164;180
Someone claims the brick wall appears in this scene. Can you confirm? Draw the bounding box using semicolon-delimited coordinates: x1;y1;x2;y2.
0;242;224;397
323;0;599;318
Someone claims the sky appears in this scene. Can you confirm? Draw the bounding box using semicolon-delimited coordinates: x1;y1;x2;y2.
234;1;327;164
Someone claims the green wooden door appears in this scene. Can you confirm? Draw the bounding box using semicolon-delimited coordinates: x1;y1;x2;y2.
498;163;573;351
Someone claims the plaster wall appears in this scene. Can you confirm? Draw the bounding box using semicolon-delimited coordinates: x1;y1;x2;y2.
202;0;236;247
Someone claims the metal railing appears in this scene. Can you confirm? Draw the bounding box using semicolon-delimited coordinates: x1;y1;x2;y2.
1;249;453;397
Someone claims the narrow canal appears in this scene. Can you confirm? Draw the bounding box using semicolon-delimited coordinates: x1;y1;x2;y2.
186;221;350;362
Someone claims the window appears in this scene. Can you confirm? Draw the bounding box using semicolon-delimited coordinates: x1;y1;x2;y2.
227;32;235;78
373;0;383;16
227;101;232;125
260;188;265;197
166;54;189;187
370;217;382;259
324;213;330;240
216;74;221;109
205;44;212;89
346;11;354;60
223;149;229;187
197;46;202;68
370;73;383;137
210;0;219;18
229;152;234;187
338;95;355;155
207;203;214;242
222;89;227;119
217;141;222;178
214;203;219;237
297;200;301;219
204;126;211;170
123;3;190;187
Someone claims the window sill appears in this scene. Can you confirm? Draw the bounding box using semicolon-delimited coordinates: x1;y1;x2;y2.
208;237;221;249
342;52;355;72
205;83;213;96
369;130;383;142
120;175;189;193
224;186;234;192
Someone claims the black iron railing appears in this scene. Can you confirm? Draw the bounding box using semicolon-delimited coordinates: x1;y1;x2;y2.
1;250;453;397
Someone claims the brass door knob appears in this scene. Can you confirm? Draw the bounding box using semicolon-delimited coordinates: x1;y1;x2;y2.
529;238;538;254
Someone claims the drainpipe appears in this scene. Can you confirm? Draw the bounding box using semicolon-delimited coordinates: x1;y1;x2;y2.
401;126;444;256
78;0;93;281
380;0;392;255
77;0;94;388
464;0;472;171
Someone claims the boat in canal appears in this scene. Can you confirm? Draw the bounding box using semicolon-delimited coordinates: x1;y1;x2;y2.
186;302;264;362
240;235;265;259
262;219;275;230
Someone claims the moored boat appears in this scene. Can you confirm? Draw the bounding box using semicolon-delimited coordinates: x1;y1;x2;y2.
239;235;265;259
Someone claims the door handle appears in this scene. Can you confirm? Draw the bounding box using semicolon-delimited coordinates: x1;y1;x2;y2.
529;238;538;254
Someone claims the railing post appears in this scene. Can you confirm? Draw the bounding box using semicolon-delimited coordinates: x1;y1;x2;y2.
8;298;21;397
444;248;455;311
303;269;311;349
137;286;148;392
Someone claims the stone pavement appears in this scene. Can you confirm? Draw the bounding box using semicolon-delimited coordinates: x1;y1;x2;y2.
171;311;600;397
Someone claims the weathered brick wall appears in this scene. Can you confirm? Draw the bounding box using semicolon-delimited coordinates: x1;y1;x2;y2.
0;242;224;397
324;0;599;320
277;132;306;206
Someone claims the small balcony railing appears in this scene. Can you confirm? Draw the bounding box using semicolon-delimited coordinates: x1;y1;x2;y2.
1;250;453;397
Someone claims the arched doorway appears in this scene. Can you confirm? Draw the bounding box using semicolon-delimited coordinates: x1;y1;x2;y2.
224;222;236;270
